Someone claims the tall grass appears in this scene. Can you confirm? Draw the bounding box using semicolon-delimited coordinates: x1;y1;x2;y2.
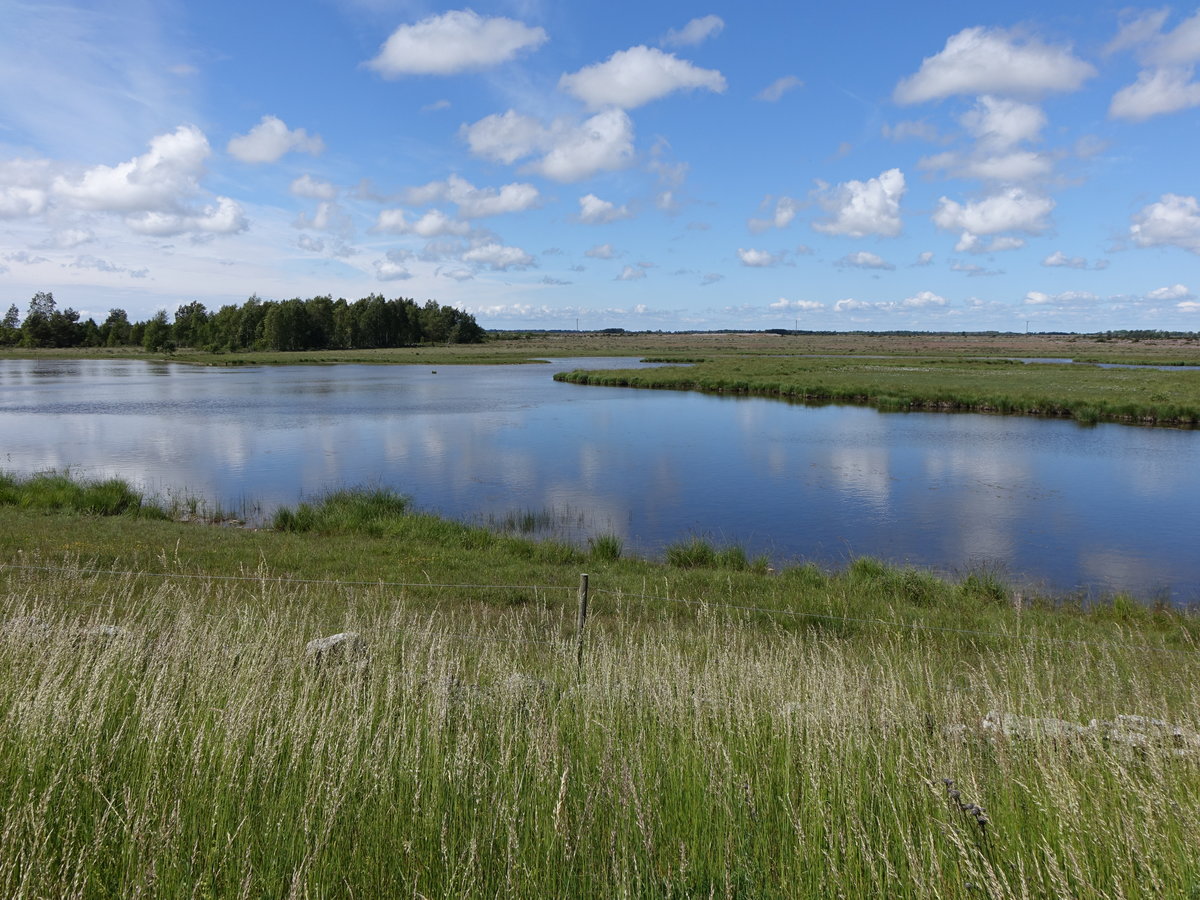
0;471;167;518
1;563;1198;897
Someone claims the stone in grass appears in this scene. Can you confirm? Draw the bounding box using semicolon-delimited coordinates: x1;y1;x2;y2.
305;631;369;667
1;616;55;640
981;711;1090;741
73;624;132;645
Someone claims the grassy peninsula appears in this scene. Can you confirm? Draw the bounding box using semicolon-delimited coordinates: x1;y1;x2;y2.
557;353;1200;426
2;474;1199;897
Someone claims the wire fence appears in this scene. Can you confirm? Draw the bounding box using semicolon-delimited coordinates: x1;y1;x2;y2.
1;560;1196;656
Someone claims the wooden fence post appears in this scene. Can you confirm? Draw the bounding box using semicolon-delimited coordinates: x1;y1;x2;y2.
575;573;589;668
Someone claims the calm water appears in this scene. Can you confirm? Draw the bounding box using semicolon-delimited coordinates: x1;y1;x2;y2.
2;357;1197;602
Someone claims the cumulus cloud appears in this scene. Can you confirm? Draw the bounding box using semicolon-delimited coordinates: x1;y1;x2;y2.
227;116;323;164
1107;10;1200;120
461;109;635;183
403;174;539;218
737;248;781;267
616;265;646;281
894;27;1095;103
756;75;803;102
954;233;1026;253
961;96;1046;149
0;185;48;218
297;234;324;253
1110;66;1200;120
933;188;1053;237
585;243;616;259
125;196;248;236
374;257;413;281
45;228;95;249
290;174;337;200
1146;283;1193;301
770;298;825;311
55;124;208;212
1042;250;1086;268
1130;193;1200;253
903;290;948;308
366;10;546;77
463;241;534;270
67;255;148;278
559;46;726;110
915;251;935;266
700;272;724;285
578;193;630;224
812;168;905;238
374;207;471;237
48;125;248;237
837;251;894;270
748;196;797;233
661;15;724;48
1024;290;1099;306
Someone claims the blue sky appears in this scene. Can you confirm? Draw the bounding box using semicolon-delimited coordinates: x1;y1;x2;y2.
2;0;1199;331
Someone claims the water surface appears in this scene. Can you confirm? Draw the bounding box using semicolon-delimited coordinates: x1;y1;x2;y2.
2;358;1196;602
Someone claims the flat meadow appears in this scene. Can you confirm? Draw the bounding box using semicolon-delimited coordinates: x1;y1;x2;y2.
1;473;1199;898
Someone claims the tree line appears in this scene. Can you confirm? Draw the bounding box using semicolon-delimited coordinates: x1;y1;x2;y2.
0;292;485;352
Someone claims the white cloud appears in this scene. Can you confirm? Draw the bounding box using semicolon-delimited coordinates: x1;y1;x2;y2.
933;188;1053;236
1024;290;1099;306
748;196;797;233
366;10;547;77
290;174;337;200
125;196;248;236
460;110;547;164
297;234;324;253
903;290;948;308
0;185;48;218
894;27;1095;103
616;265;646;281
915;251;935;266
578;193;630;224
961;96;1046;149
1178;301;1200;312
756;75;803;102
882;120;942;142
954;233;1026;253
1110;66;1200;120
532;110;635;182
404;174;539;218
462;109;635;182
55;124;209;212
770;298;825;311
585;243;616;259
294;200;354;236
559;46;726;110
374;208;471;237
1130;193;1200;253
1042;250;1086;269
462;242;534;270
1146;283;1193;301
812;168;905;238
837;251;894;270
67;255;148;278
46;228;95;248
1105;8;1172;57
833;298;872;312
737;248;781;267
661;15;725;48
374;257;413;281
1106;10;1200;120
227;116;323;164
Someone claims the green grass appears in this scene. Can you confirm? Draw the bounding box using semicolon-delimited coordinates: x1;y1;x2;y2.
555;355;1200;427
2;478;1200;896
0;471;169;518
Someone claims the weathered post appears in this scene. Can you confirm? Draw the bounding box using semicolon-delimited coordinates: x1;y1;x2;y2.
575;573;589;669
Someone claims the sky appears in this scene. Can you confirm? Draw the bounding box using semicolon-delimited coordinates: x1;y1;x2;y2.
1;0;1199;332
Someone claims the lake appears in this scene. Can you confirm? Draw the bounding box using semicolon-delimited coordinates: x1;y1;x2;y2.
2;357;1197;602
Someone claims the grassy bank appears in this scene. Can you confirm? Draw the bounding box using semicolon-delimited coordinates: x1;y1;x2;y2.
2;476;1200;896
556;355;1200;427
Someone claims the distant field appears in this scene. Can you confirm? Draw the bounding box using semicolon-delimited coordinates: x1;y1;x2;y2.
3;329;1200;366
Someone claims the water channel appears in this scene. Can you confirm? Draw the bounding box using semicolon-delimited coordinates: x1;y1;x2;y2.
2;357;1196;602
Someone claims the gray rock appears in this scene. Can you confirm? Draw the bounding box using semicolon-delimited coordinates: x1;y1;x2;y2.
304;631;368;666
981;710;1090;741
